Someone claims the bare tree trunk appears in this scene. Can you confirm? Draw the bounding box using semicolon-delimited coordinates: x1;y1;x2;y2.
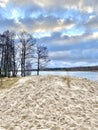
37;54;40;76
12;45;16;77
21;41;26;77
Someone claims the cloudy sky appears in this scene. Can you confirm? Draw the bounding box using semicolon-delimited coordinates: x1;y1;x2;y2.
0;0;98;68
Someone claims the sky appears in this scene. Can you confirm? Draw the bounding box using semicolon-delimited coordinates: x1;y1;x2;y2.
0;0;98;68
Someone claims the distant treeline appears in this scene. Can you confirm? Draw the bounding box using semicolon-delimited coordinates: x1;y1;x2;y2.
15;65;98;72
41;66;98;71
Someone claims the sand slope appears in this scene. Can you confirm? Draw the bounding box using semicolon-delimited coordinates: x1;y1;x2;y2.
0;76;98;130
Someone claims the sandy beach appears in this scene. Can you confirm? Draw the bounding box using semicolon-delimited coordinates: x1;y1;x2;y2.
0;76;98;130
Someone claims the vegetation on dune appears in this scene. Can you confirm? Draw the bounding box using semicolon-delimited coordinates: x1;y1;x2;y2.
0;77;19;89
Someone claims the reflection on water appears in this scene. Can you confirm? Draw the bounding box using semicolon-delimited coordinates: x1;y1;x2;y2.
32;71;98;81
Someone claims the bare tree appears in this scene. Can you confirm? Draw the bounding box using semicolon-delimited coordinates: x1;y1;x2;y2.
0;31;50;77
36;44;50;75
19;32;36;77
0;30;16;77
9;31;16;77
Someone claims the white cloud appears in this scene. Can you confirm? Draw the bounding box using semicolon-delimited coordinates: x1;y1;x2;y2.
18;16;74;33
49;50;71;59
8;0;98;13
92;32;98;39
86;15;98;31
0;0;9;7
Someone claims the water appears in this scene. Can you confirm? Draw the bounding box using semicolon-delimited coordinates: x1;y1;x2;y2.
32;71;98;81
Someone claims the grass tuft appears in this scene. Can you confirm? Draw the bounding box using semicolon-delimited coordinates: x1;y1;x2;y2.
0;77;19;90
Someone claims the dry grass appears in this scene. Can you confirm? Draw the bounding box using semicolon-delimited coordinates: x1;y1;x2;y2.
0;77;19;89
61;76;73;88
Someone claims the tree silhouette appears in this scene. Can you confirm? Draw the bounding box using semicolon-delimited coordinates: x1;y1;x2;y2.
18;32;35;77
36;44;50;75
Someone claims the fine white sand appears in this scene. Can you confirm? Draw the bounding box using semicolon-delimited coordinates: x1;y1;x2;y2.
0;76;98;130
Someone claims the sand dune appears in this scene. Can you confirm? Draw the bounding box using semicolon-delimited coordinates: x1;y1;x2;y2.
0;76;98;130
